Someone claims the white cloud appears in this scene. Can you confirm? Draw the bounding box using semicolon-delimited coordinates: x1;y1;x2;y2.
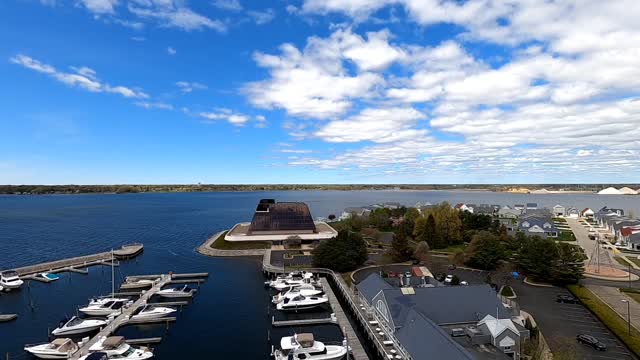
212;0;242;11
11;54;148;99
79;0;119;14
167;46;177;55
135;101;174;110
198;109;257;126
248;8;276;25
286;5;298;14
176;81;207;93
128;1;226;32
316;107;426;143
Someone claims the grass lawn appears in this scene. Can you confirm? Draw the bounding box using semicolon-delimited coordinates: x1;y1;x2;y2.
620;288;640;305
627;256;640;268
553;217;567;223
210;231;270;250
500;285;515;297
567;284;640;357
615;256;631;267
556;231;576;241
434;243;468;253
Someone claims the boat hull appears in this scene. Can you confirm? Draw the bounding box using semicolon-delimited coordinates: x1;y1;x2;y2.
52;324;104;336
274;345;347;360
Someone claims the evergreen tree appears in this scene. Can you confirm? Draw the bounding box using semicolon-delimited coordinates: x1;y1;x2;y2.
312;230;368;272
391;230;412;262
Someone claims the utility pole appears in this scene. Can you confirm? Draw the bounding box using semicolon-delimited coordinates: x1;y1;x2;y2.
622;299;631;335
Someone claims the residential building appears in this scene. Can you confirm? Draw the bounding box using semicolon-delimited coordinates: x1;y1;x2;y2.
514;204;525;211
517;212;559;238
340;207;372;220
474;205;496;216
455;203;474;213
225;199;338;245
356;273;529;359
526;203;538;210
581;208;594;219
566;207;580;218
498;206;521;219
552;204;566;217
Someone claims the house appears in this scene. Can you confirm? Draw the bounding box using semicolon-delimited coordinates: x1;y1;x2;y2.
620;227;640;249
526;203;538;210
356;273;528;359
627;233;640;251
418;204;436;214
514;204;525;211
599;206;625;216
340;207;372;220
518;213;559;238
553;204;566;217
474;205;496;216
581;208;594;219
566;207;580;218
382;202;402;210
498;206;521;219
454;203;474;213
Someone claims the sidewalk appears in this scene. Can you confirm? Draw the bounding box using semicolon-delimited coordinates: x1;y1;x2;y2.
586;284;640;332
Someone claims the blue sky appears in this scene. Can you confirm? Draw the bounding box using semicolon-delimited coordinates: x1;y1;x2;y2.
2;0;640;184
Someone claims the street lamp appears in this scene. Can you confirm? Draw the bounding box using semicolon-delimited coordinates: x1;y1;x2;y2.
622;299;631;335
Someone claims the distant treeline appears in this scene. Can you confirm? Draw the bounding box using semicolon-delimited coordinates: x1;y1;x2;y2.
0;184;636;195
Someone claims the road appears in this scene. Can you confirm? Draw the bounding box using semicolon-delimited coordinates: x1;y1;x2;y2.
565;218;622;269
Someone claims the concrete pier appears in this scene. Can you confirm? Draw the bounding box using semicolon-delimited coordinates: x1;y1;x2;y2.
272;315;336;327
7;244;143;277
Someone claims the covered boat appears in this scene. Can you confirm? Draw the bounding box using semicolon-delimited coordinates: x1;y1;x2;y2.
87;336;153;359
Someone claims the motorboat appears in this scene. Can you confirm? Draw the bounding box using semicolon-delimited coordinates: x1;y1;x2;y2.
272;333;348;360
24;338;78;359
156;285;193;298
78;353;108;360
121;277;155;289
87;336;153;359
272;284;323;304
0;270;24;289
36;272;61;282
276;294;328;311
129;304;176;320
52;316;108;336
269;273;319;291
79;298;131;316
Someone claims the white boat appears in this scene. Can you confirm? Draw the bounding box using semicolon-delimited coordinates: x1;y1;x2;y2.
24;338;78;359
276;294;328;311
272;284;323;304
52;316;108;336
272;333;348;360
79;353;108;360
269;273;319;291
0;270;24;289
79;298;131;316
156;285;193;298
130;304;176;320
86;336;153;360
36;272;61;282
121;277;155;289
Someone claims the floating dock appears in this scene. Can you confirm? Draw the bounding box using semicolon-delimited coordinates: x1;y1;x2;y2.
272;314;337;327
8;244;143;278
68;272;207;359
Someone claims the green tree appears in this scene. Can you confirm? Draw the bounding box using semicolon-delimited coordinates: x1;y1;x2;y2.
312;230;368;272
391;230;412;262
464;231;507;270
550;242;586;284
369;208;392;230
404;208;420;228
413;241;430;263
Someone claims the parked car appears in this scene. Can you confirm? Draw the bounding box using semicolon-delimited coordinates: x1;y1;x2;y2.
404;271;412;278
576;334;606;351
460;281;469;286
557;294;579;304
434;272;446;282
444;275;454;284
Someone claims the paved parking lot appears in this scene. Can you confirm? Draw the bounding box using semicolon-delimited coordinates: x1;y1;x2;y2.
512;282;636;360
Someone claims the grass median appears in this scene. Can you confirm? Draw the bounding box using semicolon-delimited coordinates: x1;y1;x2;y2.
567;284;640;357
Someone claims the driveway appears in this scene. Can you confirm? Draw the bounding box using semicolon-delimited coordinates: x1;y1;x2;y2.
566;218;622;269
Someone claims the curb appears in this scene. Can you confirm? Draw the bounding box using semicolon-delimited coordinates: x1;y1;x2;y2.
524;277;554;287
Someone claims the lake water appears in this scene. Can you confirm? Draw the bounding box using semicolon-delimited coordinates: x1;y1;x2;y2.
0;191;639;357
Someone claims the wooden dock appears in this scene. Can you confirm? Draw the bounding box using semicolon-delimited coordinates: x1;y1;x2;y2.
8;244;143;278
69;274;172;359
321;279;369;360
272;314;336;327
65;271;207;359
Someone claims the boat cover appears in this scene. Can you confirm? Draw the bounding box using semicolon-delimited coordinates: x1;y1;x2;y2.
102;336;125;349
297;333;314;348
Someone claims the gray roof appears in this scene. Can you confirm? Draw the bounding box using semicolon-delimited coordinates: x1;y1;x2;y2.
395;309;475;360
356;273;394;303
383;284;511;325
629;233;640;244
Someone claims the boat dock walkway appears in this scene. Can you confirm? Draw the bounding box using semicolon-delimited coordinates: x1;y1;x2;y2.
321;279;369;360
272;314;337;327
8;244;143;278
69;272;207;359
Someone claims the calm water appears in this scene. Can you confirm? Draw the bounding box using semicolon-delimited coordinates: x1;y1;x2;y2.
0;191;639;357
